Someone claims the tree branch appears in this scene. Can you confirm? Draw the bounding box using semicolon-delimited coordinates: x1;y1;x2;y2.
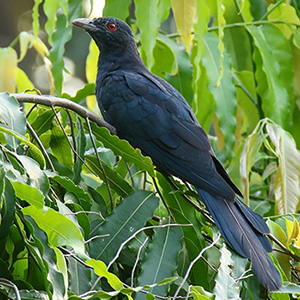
13;93;117;135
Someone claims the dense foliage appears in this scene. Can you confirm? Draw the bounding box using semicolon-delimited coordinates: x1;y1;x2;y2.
1;0;300;299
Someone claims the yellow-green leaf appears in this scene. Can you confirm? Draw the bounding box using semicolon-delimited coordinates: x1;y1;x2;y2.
22;205;86;257
171;0;196;51
86;40;100;113
267;3;300;38
0;47;18;93
11;181;45;208
86;259;124;290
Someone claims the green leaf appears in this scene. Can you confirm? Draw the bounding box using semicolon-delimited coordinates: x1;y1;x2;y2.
50;124;73;170
159;34;194;105
43;0;60;45
103;0;131;20
89;190;159;263
157;173;209;287
11;181;45;208
14;154;49;193
23;215;66;298
266;123;300;214
240;119;265;205
171;0;196;50
135;0;159;69
89;125;155;176
267;3;300;38
234;70;259;133
192;0;210;129
32;0;43;36
152;39;176;79
68;256;92;295
190;286;214;300
0;176;16;239
136;222;183;299
0;92;26;150
30;107;55;137
0;126;45;168
202;33;237;158
85;155;134;197
213;244;239;300
22;205;86;257
267;219;290;278
86;259;124;290
50;174;92;209
62;83;95;104
49;0;82;95
16;67;35;93
247;25;292;129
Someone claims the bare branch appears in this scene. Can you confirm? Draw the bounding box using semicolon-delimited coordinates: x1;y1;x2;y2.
13;93;116;134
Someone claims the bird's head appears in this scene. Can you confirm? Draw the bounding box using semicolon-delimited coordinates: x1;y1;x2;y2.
72;17;135;54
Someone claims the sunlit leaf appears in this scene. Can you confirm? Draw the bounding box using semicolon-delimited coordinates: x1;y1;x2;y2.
22;205;86;257
17;68;34;93
190;286;214;300
0;48;17;93
103;0;131;20
267;3;300;38
171;0;196;51
0;92;26;149
86;259;124;290
135;0;159;69
11;181;45;208
86;40;100;113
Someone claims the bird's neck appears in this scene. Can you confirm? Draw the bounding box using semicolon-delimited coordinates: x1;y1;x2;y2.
97;46;145;76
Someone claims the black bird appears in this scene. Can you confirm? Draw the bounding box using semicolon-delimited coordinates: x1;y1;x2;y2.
72;17;282;291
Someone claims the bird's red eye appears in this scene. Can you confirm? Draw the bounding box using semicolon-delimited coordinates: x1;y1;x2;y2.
108;23;116;31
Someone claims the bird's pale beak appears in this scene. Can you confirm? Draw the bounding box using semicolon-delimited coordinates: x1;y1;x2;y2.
72;18;96;31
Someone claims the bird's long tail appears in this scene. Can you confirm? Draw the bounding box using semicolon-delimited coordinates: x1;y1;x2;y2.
196;188;281;291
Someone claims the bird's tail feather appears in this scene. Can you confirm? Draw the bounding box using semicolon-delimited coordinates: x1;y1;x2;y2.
196;188;281;291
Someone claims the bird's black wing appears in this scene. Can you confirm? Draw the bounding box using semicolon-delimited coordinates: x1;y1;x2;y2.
97;68;281;291
98;69;239;200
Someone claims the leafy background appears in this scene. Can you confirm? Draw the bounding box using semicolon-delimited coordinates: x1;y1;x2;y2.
1;0;300;299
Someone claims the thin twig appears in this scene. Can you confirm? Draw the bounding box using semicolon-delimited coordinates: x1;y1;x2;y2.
131;236;149;287
107;223;192;271
85;117;114;210
125;162;136;189
152;176;174;219
58;247;93;269
26;120;55;172
66;109;77;161
172;234;221;299
51;106;99;177
85;234;110;244
163;175;215;224
0;278;21;300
